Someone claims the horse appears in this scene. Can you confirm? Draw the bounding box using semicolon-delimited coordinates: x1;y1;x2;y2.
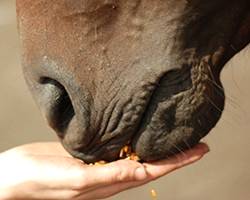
16;0;250;163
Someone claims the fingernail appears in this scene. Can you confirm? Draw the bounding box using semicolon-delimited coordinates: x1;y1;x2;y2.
202;145;210;154
135;167;147;181
197;143;210;154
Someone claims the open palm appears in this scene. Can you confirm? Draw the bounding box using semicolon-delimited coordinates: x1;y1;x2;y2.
0;142;209;200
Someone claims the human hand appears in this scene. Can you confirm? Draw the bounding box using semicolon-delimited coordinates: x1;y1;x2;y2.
0;142;209;200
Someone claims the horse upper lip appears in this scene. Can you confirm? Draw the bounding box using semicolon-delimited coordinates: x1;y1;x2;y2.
69;67;193;162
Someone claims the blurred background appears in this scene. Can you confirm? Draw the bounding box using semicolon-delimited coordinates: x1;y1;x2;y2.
0;0;250;199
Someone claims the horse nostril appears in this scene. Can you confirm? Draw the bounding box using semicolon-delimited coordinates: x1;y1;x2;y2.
39;77;75;136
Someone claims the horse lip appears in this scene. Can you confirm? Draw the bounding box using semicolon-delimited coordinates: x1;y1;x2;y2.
70;68;192;162
131;63;226;161
61;81;161;163
42;64;193;163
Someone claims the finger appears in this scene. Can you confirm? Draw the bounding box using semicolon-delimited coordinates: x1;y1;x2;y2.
67;143;208;200
74;179;148;200
57;149;204;200
73;143;208;194
143;143;209;179
73;159;148;192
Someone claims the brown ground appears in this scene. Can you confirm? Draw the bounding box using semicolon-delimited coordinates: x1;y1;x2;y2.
1;1;250;199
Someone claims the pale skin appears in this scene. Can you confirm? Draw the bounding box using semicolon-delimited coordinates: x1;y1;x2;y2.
0;142;209;200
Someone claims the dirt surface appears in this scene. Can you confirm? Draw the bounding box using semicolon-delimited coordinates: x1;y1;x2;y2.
1;1;250;199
